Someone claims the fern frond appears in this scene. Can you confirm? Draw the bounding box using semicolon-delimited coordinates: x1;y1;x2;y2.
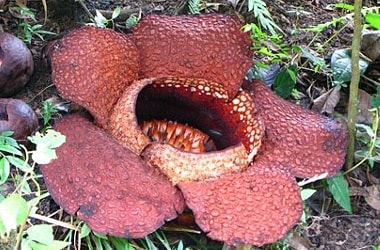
248;0;282;35
188;0;200;14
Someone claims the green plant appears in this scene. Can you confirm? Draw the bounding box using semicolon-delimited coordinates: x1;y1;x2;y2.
351;108;380;171
247;0;282;35
0;128;66;249
41;101;59;127
302;4;380;51
330;48;369;87
244;23;289;64
12;4;56;44
91;7;121;28
188;0;200;14
79;223;189;250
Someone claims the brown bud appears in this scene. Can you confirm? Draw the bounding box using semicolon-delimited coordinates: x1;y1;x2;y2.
0;32;34;97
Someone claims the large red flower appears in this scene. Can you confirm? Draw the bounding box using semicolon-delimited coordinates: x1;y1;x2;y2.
41;14;348;246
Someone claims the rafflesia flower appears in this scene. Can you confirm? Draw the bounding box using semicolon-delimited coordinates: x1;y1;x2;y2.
41;14;348;246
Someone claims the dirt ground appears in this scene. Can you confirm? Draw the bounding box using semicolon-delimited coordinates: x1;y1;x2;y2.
1;0;380;249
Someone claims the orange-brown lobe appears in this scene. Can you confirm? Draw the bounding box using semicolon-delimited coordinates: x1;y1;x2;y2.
41;115;185;238
132;14;253;98
50;26;139;128
245;80;348;178
178;161;302;246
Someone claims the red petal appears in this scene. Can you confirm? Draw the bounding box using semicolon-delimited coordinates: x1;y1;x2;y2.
245;80;348;178
132;14;252;98
178;160;302;246
41;115;185;238
50;26;139;128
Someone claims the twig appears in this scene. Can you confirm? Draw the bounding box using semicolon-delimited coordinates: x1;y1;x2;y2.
75;0;94;20
345;0;363;170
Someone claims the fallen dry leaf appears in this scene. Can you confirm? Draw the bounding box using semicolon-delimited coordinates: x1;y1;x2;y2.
312;86;340;115
364;185;380;211
350;185;380;211
357;89;373;125
287;232;312;250
361;30;380;62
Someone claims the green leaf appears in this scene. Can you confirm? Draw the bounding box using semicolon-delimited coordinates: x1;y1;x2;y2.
41;101;58;126
94;10;108;28
0;131;14;138
28;130;66;164
295;46;326;69
0;194;29;234
356;123;375;138
273;65;297;98
365;13;380;30
80;223;91;238
300;188;317;201
0;144;23;156
188;0;200;14
333;3;354;11
26;224;54;246
27;240;71;250
111;7;121;20
0;158;10;184
327;173;352;214
125;15;138;29
331;48;369;86
6;156;31;173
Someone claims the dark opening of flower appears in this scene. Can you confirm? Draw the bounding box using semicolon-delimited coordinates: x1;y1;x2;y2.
107;77;263;183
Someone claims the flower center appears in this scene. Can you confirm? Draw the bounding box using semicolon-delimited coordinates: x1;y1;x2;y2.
107;77;264;183
140;120;216;153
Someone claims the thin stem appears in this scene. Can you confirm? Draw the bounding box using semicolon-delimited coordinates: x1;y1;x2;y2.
345;0;363;170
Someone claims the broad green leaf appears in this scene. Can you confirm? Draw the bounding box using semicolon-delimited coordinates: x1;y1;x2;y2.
27;240;71;250
32;145;58;165
26;224;54;246
331;48;369;86
0;158;10;184
28;130;65;164
0;194;28;234
327;173;352;214
366;13;380;30
273;66;297;98
6;156;31;173
28;130;65;149
0;144;22;156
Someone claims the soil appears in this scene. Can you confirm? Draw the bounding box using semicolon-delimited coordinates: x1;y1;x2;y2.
1;0;380;249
